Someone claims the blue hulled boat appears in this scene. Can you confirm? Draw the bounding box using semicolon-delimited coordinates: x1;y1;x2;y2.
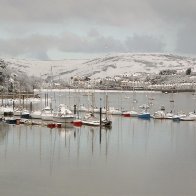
138;111;151;119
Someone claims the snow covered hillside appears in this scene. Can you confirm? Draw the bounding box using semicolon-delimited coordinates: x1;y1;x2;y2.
3;53;196;80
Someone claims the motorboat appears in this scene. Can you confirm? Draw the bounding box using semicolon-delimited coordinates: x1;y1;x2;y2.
53;104;75;123
4;117;17;124
0;106;13;116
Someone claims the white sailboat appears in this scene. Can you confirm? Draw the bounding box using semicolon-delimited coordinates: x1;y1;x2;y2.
122;84;138;117
165;111;174;119
165;92;175;119
180;112;196;121
21;109;30;119
152;110;166;119
152;105;166;119
82;112;100;126
82;93;112;127
108;107;122;115
41;106;53;121
31;110;42;119
172;112;186;121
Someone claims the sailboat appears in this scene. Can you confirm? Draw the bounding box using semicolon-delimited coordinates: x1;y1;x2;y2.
41;68;56;122
180;112;196;121
172;112;186;121
138;110;151;119
82;111;112;127
138;96;151;120
30;89;42;119
31;110;42;119
82;93;112;127
165;93;175;119
122;85;138;117
108;107;122;115
41;106;53;121
103;93;112;126
82;112;101;126
152;110;166;119
21;109;30;119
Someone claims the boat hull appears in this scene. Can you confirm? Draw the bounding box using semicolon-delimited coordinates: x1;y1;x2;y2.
31;114;41;119
5;117;17;124
82;119;112;127
30;111;42;119
41;115;53;121
138;113;151;119
53;116;75;123
122;111;138;117
21;114;30;119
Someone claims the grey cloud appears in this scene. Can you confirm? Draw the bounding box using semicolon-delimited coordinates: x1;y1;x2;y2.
0;0;160;26
125;35;165;53
0;31;167;59
0;34;56;59
57;32;125;53
0;32;125;59
175;23;196;54
148;0;196;24
1;0;196;56
1;0;194;27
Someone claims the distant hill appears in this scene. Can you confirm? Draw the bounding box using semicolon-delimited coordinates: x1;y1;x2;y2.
2;53;196;80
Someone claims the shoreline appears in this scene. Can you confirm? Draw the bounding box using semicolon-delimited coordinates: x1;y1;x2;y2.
33;88;195;93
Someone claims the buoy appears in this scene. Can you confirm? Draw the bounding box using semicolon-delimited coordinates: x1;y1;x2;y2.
47;123;56;129
16;119;21;125
56;123;62;128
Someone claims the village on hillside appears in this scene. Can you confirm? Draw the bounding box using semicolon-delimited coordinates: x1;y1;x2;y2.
0;58;196;93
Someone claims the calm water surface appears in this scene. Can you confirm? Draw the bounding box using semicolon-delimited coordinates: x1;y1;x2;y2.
0;91;196;196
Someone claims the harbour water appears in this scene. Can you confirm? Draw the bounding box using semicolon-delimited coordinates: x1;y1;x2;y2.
0;90;196;196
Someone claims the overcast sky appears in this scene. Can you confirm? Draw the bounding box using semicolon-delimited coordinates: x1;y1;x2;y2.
0;0;195;60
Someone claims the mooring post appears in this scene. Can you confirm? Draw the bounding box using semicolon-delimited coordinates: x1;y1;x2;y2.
30;102;33;113
13;100;15;111
74;104;77;115
45;93;46;107
99;98;102;144
46;93;48;106
1;93;3;106
22;95;25;109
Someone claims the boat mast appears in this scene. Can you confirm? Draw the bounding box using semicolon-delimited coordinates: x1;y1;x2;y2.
105;93;109;120
91;91;95;115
